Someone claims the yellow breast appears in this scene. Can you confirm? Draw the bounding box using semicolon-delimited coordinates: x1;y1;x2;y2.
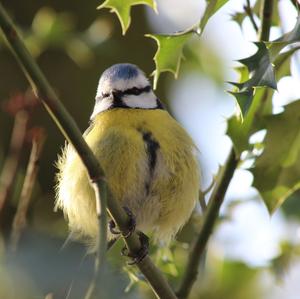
56;108;200;244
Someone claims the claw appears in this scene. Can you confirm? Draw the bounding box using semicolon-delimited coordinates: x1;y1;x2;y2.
108;206;136;238
121;231;149;265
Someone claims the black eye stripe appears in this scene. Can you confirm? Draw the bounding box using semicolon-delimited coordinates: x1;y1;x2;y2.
123;85;151;96
110;85;151;99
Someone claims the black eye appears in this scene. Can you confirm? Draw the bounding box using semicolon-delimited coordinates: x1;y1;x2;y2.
131;87;140;95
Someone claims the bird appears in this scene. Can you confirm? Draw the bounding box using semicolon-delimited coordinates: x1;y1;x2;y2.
55;63;200;255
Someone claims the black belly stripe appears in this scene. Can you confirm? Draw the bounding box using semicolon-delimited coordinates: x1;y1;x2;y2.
140;130;160;195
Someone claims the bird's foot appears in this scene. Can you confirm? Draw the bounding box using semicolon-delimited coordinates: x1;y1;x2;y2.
108;206;136;238
121;231;149;265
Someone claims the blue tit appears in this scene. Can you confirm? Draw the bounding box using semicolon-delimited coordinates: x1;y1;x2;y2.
55;63;200;248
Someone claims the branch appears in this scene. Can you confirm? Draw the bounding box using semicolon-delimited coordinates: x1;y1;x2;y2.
10;128;46;251
177;148;239;298
258;0;274;41
0;111;28;214
244;0;258;32
177;1;274;297
0;3;177;298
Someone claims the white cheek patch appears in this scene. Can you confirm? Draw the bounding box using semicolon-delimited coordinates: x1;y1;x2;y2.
122;91;157;109
90;96;113;119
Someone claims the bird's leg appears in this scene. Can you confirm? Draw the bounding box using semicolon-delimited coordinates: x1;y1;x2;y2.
108;206;136;237
121;231;149;265
109;206;149;264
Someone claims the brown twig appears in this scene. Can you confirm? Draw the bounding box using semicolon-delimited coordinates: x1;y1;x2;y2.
0;111;29;214
10;127;46;251
244;0;258;32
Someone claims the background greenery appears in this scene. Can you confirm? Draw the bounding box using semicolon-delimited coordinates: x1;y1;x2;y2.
1;0;300;298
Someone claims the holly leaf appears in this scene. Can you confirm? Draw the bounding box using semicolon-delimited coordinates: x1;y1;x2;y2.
146;0;230;88
229;15;300;120
199;0;230;33
251;100;300;213
227;46;300;154
97;0;157;35
146;32;193;89
227;88;269;154
231;11;247;29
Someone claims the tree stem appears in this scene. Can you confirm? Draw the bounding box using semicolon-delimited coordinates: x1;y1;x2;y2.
0;3;177;298
177;148;239;298
177;1;274;297
258;0;274;41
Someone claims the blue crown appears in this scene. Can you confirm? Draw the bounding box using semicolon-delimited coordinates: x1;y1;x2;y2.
101;63;139;82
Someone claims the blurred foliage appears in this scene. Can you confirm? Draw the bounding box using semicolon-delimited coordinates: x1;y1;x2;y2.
24;7;112;67
0;0;300;298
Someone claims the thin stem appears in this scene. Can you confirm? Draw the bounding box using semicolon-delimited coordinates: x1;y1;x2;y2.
0;3;177;298
258;0;274;41
177;148;239;298
177;1;274;297
0;111;28;214
244;0;258;32
10;129;46;251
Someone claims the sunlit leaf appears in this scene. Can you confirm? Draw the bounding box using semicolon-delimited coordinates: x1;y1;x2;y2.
251;100;300;213
229;16;300;119
146;0;229;88
199;0;230;33
97;0;157;35
227;16;300;156
146;32;193;89
227;46;300;154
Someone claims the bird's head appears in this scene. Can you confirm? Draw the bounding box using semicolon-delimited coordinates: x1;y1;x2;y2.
91;63;162;119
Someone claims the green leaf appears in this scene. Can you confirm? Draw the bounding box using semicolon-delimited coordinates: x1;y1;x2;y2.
227;87;269;154
145;0;229;88
251;100;300;213
238;42;277;90
230;11;247;29
97;0;157;35
146;32;193;89
228;16;300;118
274;46;300;81
199;0;230;33
227;26;300;154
